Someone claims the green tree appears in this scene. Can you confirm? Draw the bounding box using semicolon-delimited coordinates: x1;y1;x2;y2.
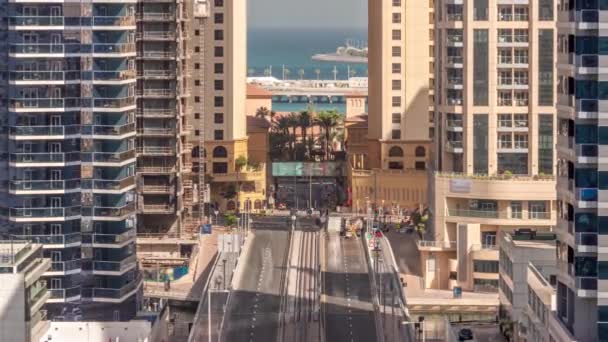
298;111;312;158
315;110;342;160
287;112;300;160
225;214;237;228
235;155;248;171
255;106;271;119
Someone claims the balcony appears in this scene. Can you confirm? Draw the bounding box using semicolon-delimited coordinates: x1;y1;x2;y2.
9;71;80;84
84;123;136;137
92;70;136;82
83;230;136;247
211;167;266;183
9;16;64;27
137;88;176;97
48;286;81;303
141;184;173;193
10;152;80;166
416;240;456;251
92;254;137;275
137;166;176;174
84;202;136;219
13;232;81;248
575;232;597;252
92;16;136;27
93;97;135;110
9;44;66;55
446;119;463;132
137;146;176;155
137;127;176;136
82;150;136;164
446;56;463;67
137;69;176;78
92;43;136;55
81;274;142;302
137;13;175;21
10;125;80;139
47;259;82;275
9;206;81;222
447;208;551;221
10;179;80;194
9;98;80;111
136;31;176;40
136;108;175;118
444;141;463;153
138;51;175;59
83;176;136;192
140;204;175;213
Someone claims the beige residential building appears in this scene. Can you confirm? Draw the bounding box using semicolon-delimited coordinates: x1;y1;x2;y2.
422;0;557;292
348;0;434;211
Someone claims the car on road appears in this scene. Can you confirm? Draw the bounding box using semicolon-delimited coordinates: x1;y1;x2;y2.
458;328;474;341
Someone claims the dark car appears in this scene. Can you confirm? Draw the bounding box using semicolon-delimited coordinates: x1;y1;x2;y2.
458;328;474;341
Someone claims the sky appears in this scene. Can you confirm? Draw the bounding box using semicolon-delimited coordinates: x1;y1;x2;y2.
248;0;367;29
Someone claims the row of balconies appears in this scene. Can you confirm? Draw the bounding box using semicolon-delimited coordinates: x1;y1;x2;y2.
8;123;135;138
8;203;136;221
136;88;176;97
136;31;176;40
136;13;176;21
136;108;176;117
9;150;136;166
9;16;136;28
446;208;551;220
9;43;136;55
9;97;135;110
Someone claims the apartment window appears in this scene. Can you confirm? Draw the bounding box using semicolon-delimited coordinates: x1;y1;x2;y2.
214;30;224;41
392;96;401;107
214;113;224;124
498;133;512;149
195;30;200;36
392;80;401;90
195;63;200;69
195;80;200;86
529;201;548;219
498;114;512;128
513;70;528;85
539;0;554;20
392;129;401;140
539;114;554;175
498;29;512;43
513;6;529;21
214;0;223;7
514;91;529;106
473;29;489;106
214;96;223;107
392;30;401;40
499;70;512;85
473;260;499;273
498;91;512;106
392;0;401;6
514;49;528;64
214;130;224;140
392;63;401;74
473;114;488;174
539;29;554;105
392;13;401;23
194;113;200;119
213;162;228;174
195;130;200;136
498;153;528;174
392;113;401;124
415;161;426;170
214;80;224;90
195;96;201;103
510;201;523;219
514;114;528;127
514;133;529;149
498;49;512;64
514;29;528;43
214;63;224;74
214;13;224;24
474;0;488;20
215;46;224;57
195;46;200;53
392;46;401;57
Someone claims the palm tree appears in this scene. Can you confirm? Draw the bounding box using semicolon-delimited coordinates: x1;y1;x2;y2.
264;68;272;77
314;69;321;80
255;106;271;119
315;110;341;160
298;111;312;158
298;68;306;80
283;68;291;80
270;110;277;123
287;112;300;160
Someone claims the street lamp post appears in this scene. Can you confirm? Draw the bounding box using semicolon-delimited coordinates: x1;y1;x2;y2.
214;210;219;225
222;259;227;290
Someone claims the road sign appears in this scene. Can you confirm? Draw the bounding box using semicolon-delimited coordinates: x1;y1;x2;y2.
200;224;212;235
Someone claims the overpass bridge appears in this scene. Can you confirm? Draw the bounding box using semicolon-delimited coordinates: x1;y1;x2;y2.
254;79;368;104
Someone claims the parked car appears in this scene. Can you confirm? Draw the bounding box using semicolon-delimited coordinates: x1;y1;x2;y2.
458;328;474;341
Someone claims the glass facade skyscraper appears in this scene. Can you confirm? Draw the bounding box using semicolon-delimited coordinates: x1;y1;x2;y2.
0;0;141;321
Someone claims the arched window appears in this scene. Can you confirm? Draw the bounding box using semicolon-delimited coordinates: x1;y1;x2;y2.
388;146;404;157
415;146;426;157
213;146;227;158
192;146;200;158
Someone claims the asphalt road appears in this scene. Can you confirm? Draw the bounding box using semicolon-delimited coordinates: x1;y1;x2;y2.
323;233;378;342
221;228;290;342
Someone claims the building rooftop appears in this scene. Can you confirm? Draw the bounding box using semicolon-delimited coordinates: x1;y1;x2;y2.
246;116;271;130
247;83;273;98
0;240;34;266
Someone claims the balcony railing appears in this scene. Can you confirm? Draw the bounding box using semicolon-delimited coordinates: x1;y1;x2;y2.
141;204;174;213
137;89;175;97
83;202;136;217
138;70;176;77
49;286;81;300
137;166;176;173
417;240;456;249
136;31;176;40
136;108;175;117
136;146;176;155
84;230;135;245
10;152;80;164
92;16;135;27
83;123;136;136
142;184;172;192
82;176;135;191
10;125;80;137
10;98;80;109
137;127;176;136
10;71;80;82
10;206;81;219
447;208;551;220
82;150;136;163
9;16;64;26
10;179;81;192
92;43;136;54
13;232;81;245
92;70;136;81
140;51;175;58
49;259;82;273
446;56;463;64
81;274;142;300
93;254;137;273
93;97;135;109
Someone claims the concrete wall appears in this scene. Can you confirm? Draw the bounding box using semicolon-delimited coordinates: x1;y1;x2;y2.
0;274;25;342
38;321;151;342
